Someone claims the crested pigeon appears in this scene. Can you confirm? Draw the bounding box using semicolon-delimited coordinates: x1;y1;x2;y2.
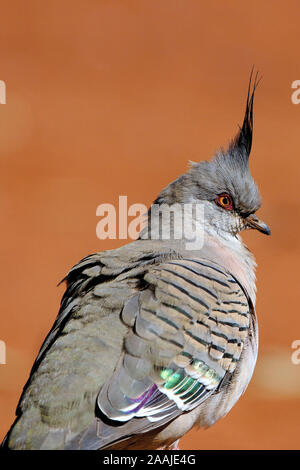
2;72;270;450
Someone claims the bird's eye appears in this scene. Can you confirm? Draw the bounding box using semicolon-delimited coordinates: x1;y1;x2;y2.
215;193;233;211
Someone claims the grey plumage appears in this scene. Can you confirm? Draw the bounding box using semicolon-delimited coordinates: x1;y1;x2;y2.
2;71;269;450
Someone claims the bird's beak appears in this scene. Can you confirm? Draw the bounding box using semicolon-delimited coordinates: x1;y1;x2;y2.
245;214;271;235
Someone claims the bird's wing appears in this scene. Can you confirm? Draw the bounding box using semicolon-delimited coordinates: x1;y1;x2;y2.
4;248;151;449
75;256;252;449
5;249;252;450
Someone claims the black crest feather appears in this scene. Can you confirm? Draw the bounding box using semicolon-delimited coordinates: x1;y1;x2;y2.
231;68;262;158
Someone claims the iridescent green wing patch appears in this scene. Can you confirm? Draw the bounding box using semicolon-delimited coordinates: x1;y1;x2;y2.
159;358;224;411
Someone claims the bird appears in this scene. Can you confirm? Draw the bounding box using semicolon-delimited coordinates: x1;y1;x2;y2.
2;71;270;450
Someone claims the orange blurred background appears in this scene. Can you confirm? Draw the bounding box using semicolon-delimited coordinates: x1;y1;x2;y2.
0;0;300;450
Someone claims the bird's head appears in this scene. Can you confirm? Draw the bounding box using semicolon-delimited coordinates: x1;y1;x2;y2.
155;71;270;240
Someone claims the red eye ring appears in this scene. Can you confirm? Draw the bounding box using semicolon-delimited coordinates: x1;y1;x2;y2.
215;193;233;211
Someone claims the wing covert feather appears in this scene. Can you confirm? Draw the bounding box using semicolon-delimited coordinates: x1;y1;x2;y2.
98;258;251;430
